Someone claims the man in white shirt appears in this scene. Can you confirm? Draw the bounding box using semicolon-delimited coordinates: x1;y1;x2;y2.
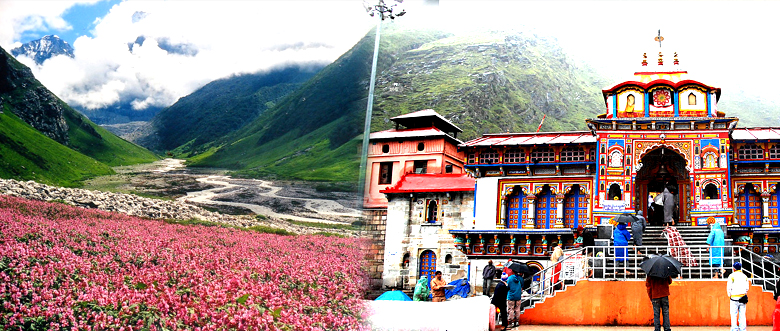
727;262;750;331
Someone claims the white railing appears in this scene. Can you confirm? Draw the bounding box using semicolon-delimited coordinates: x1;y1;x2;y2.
520;245;780;313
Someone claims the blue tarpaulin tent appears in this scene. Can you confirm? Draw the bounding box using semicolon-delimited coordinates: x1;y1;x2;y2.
445;278;470;299
375;290;412;301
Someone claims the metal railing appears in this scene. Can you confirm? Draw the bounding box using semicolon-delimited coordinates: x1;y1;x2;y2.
519;245;780;313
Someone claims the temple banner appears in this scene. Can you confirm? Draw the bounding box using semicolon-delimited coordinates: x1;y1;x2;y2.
698;199;723;211
602;200;626;212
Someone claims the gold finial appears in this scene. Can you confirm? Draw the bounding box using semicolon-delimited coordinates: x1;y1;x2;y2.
674;52;679;65
654;30;664;48
658;51;663;66
642;52;648;66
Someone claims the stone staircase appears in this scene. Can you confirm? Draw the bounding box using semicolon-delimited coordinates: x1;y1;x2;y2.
637;225;712;246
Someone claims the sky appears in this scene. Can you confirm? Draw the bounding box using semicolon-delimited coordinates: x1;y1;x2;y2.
1;0;780;114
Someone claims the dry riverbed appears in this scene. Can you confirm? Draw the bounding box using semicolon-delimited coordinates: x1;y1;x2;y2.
82;159;364;236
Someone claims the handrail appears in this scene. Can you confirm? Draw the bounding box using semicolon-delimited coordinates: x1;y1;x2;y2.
519;247;585;307
519;245;780;313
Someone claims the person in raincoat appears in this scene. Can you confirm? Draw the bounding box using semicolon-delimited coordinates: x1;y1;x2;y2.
613;222;632;275
491;272;509;330
706;222;725;278
633;211;647;255
662;188;675;226
413;275;430;301
662;226;698;267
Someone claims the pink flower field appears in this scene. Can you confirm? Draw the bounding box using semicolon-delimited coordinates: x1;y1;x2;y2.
0;195;369;330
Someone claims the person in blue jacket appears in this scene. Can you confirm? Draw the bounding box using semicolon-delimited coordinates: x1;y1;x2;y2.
706;222;725;278
613;222;632;275
505;266;524;328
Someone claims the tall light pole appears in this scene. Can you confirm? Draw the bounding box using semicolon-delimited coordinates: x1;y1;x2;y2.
357;0;405;207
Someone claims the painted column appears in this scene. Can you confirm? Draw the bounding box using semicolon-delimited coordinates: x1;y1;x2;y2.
587;196;593;227
526;194;537;229
762;192;772;228
555;193;565;228
498;194;507;229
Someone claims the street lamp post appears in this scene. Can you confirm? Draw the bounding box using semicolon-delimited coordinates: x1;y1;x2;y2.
357;0;405;207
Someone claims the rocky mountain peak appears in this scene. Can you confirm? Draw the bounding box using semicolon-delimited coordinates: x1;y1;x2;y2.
11;35;75;65
0;46;69;144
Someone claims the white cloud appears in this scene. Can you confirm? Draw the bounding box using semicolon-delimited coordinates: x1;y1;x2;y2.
5;0;780;114
3;0;379;111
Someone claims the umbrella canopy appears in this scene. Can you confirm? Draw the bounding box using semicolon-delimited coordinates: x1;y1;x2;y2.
641;254;683;278
506;261;531;276
375;290;412;301
616;213;639;224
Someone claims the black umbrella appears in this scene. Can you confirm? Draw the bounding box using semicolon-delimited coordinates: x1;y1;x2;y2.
640;254;683;278
616;213;639;224
505;261;531;276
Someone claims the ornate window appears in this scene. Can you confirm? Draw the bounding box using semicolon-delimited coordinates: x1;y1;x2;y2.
503;149;525;163
467;153;476;164
379;162;393;184
531;147;555;163
425;200;438;223
703;152;718;168
608;184;622;200
414;160;428;174
703;183;719;199
688;92;696;105
770;145;780;159
560;147;585;162
480;150;499;164
738;144;763;160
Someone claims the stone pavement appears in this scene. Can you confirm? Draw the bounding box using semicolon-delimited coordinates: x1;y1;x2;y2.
519;326;771;331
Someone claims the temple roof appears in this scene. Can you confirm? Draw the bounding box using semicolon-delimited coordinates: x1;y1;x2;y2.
460;131;596;148
380;173;475;194
391;109;462;133
370;127;463;144
731;128;780;141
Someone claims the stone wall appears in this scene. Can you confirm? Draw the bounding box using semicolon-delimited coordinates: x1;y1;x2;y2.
383;191;474;291
363;208;387;294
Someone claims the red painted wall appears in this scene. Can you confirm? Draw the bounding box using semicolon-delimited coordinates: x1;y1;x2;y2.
519;280;774;326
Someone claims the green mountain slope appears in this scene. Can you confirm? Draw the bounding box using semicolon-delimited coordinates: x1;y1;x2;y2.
139;66;321;154
0;104;113;186
0;46;157;186
188;26;607;180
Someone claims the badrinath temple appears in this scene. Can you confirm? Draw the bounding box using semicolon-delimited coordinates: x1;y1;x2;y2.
362;41;780;296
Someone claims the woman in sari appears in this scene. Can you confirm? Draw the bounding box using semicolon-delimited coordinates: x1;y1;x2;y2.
662;226;698;267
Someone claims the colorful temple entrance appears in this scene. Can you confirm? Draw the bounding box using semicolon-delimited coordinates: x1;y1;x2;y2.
635;148;690;225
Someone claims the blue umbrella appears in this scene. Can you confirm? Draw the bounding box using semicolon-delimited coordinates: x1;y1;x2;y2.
375;290;412;301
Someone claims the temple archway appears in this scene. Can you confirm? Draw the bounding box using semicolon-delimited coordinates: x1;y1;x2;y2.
636;147;690;225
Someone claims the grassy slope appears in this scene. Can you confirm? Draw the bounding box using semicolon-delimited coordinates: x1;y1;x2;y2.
0;46;157;185
0;107;112;186
145;67;320;154
189;25;450;181
372;31;608;140
64;108;159;166
191;27;608;180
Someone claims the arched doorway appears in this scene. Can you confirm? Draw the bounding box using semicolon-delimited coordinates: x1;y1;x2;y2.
636;147;690;226
506;186;527;229
535;185;556;229
419;250;437;290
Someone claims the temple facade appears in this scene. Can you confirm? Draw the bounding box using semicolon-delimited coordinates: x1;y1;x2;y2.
365;48;780;293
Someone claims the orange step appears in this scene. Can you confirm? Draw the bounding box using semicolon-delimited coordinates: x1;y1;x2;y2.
519;280;774;326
